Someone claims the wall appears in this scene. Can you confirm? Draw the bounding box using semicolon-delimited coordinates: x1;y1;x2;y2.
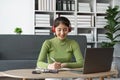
0;0;34;34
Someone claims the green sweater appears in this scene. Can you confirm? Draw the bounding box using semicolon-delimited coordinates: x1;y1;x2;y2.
37;37;83;69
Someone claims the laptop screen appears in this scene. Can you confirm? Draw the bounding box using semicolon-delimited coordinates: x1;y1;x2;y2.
83;48;114;74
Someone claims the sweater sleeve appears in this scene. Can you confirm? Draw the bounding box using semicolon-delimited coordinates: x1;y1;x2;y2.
65;40;84;68
37;40;50;69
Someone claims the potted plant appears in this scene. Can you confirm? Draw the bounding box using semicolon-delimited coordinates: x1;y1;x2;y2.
14;27;22;34
101;6;120;77
101;6;120;48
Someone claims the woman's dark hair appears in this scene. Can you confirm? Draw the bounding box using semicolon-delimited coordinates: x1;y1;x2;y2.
53;17;71;27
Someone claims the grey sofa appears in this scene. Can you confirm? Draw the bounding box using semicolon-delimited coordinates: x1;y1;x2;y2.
0;35;87;71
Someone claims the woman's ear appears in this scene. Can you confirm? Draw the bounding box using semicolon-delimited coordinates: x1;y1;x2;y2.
51;26;55;33
68;26;72;32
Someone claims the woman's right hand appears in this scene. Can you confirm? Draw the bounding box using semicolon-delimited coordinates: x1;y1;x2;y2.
48;62;61;70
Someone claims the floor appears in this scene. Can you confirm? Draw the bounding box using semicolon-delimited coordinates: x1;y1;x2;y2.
0;77;20;80
0;77;119;80
0;77;44;80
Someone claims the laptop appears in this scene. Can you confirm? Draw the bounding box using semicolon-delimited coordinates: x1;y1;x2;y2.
35;48;114;74
83;48;114;74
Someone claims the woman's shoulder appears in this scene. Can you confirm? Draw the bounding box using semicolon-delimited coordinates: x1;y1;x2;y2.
67;38;80;48
44;37;54;43
67;38;79;45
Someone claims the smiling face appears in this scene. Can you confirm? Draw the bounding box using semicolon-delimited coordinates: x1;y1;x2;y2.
55;23;69;40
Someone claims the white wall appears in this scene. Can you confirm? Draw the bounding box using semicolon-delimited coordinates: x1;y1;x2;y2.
0;0;34;34
113;0;120;57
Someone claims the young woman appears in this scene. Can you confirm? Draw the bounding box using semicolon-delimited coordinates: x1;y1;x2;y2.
37;17;83;80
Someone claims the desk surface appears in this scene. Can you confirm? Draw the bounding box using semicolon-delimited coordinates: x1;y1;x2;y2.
2;68;118;79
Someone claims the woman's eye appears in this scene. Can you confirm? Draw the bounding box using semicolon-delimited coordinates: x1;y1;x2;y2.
63;29;67;31
56;28;68;32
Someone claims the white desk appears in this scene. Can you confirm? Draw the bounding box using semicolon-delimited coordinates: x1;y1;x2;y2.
3;68;118;80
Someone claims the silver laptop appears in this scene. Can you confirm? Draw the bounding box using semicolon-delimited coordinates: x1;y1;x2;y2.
83;48;114;74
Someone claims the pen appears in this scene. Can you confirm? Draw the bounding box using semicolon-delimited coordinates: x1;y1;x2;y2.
50;57;56;62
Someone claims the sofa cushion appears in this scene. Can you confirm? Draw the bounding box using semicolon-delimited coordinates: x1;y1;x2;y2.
0;60;36;71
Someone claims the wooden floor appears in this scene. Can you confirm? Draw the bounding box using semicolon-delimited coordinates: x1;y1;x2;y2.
0;77;20;80
0;77;119;80
0;77;44;80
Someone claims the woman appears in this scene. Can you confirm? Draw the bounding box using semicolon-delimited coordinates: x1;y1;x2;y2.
37;16;83;79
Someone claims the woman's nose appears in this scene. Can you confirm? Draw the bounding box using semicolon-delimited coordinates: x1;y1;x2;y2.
60;30;64;34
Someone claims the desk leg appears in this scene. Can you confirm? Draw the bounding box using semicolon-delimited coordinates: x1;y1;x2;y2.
99;77;104;80
107;76;111;79
86;78;92;80
89;78;92;80
22;78;26;80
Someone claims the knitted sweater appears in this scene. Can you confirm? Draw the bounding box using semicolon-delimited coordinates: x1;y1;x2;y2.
37;37;83;69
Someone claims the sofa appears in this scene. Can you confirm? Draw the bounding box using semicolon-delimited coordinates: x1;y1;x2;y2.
0;35;87;71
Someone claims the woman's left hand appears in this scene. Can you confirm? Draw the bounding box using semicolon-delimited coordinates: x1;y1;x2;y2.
61;63;67;68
